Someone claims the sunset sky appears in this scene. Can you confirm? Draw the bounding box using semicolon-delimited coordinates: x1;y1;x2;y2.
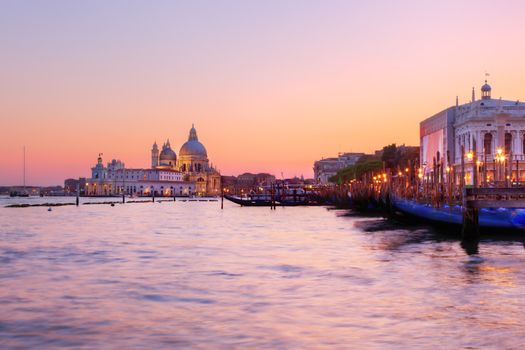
2;0;525;185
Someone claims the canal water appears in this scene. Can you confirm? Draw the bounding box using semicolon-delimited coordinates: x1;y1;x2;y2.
1;197;525;349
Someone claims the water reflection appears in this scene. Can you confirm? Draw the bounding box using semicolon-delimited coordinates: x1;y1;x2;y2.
461;238;479;255
1;199;525;349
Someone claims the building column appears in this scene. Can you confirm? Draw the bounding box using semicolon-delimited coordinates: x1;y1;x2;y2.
512;130;519;157
492;131;497;155
476;130;482;155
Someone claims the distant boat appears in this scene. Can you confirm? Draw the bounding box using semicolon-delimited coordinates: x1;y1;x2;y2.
10;146;29;197
224;195;273;207
225;194;322;207
9;191;29;197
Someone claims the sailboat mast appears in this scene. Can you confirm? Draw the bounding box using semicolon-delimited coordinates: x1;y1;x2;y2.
23;146;26;190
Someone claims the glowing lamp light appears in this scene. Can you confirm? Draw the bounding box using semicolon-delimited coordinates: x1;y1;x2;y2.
405;168;409;172
446;166;451;173
466;152;473;161
497;148;503;156
398;172;402;176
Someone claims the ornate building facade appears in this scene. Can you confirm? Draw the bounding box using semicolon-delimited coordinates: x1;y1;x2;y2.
420;80;525;184
85;125;221;196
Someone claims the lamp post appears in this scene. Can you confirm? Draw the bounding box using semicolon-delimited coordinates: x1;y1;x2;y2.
495;148;504;187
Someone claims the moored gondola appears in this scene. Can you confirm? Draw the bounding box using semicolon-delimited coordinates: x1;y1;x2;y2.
224;195;273;207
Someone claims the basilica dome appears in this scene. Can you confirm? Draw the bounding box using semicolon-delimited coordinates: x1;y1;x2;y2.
159;140;177;162
159;148;177;161
179;125;207;158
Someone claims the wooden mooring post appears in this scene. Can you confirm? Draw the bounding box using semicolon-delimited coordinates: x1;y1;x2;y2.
76;183;80;206
461;187;479;241
462;187;525;241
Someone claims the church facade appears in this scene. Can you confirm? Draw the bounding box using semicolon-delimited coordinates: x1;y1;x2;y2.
85;125;221;196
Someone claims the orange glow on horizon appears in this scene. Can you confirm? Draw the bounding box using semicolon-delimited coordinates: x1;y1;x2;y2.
2;1;525;185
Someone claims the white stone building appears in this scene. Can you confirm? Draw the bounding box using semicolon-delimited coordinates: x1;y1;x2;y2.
420;80;525;183
313;152;365;184
85;125;220;196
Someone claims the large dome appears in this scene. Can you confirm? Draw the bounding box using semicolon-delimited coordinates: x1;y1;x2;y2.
179;124;207;157
481;80;491;92
180;140;207;157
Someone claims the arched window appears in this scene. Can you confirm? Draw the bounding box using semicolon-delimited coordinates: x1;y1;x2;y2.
484;133;492;155
505;132;512;154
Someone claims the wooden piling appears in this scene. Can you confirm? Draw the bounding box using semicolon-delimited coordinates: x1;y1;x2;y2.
76;183;80;206
472;139;477;188
461;187;479;242
508;152;513;187
516;158;520;187
460;146;465;191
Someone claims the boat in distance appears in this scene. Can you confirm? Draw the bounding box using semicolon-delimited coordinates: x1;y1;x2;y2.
224;194;324;207
224;195;273;207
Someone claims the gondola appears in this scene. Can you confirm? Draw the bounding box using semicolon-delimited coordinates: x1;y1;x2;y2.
224;195;273;207
392;197;525;230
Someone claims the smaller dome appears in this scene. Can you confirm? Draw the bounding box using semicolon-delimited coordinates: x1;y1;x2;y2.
481;80;491;92
159;147;177;161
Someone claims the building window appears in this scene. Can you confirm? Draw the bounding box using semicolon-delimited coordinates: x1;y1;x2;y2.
484;133;492;155
505;132;512;154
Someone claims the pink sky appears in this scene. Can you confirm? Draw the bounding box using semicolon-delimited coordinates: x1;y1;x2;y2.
2;1;525;185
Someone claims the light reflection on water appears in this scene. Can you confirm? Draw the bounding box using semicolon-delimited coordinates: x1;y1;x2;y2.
1;197;525;349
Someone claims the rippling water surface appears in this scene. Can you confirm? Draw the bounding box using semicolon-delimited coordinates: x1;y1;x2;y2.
1;196;525;349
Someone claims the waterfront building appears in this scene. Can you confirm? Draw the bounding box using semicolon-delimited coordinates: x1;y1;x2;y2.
221;173;276;195
420;80;525;184
64;178;79;193
313;152;365;184
85;125;221;196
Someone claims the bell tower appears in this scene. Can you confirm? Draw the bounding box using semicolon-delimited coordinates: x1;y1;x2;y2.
151;141;159;168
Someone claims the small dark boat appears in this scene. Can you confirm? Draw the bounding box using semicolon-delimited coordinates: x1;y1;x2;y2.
9;191;29;197
224;195;273;207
